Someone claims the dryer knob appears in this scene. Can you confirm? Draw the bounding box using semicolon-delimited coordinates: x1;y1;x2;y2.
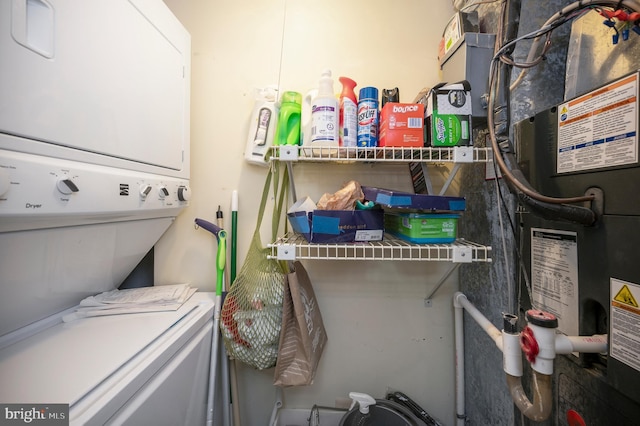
139;184;153;199
177;185;191;202
158;185;169;199
56;178;79;195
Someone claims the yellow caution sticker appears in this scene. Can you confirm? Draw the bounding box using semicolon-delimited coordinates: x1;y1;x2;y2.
610;278;640;373
614;284;639;308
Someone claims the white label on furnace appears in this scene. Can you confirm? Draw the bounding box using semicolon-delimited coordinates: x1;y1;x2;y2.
531;228;579;336
610;278;640;372
557;72;638;174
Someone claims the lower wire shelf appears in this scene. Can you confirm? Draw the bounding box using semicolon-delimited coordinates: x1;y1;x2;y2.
268;232;492;262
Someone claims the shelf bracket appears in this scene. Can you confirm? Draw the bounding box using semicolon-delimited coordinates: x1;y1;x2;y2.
452;146;475;163
276;244;297;261
451;245;473;263
438;147;475;196
424;263;461;307
279;146;299;161
424;244;473;306
421;162;434;194
438;163;461;196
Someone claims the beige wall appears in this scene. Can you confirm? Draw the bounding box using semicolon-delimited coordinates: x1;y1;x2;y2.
157;1;456;424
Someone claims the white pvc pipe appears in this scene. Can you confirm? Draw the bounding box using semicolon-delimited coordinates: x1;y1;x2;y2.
453;291;610;425
454;295;466;426
454;292;503;351
453;292;507;426
502;330;523;377
555;334;608;355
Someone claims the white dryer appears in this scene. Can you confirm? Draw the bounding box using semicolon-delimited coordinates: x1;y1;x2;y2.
0;1;210;424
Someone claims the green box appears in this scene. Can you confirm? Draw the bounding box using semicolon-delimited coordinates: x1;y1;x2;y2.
384;212;459;244
425;81;472;147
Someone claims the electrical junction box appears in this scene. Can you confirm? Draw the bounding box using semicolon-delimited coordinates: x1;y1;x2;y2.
440;11;479;60
440;32;495;120
515;71;640;421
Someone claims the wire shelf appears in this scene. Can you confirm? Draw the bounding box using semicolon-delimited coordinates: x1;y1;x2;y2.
268;233;492;262
270;146;491;163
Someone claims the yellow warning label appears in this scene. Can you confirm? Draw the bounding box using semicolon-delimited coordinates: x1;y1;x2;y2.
614;284;639;307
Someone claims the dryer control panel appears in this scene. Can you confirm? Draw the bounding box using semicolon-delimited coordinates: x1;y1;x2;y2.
0;148;190;232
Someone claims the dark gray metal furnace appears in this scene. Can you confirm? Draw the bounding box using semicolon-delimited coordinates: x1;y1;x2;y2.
515;72;640;424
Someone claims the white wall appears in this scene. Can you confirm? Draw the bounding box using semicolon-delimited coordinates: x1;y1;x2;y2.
157;1;456;424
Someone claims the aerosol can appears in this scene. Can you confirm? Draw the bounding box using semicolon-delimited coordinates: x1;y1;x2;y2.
244;86;278;166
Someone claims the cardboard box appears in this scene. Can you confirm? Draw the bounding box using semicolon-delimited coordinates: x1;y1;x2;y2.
425;81;472;147
287;209;384;243
385;212;459;244
379;103;425;147
362;186;466;212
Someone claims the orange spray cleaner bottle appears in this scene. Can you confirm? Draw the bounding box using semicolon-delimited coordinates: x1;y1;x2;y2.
339;77;358;148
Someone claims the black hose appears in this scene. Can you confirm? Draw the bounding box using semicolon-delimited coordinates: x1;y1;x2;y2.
491;0;598;224
516;192;596;225
386;391;442;426
493;0;522;152
502;156;597;225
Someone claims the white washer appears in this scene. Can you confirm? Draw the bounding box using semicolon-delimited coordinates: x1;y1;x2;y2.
0;293;214;425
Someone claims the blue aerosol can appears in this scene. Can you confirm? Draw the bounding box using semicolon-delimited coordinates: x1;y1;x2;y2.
357;87;379;147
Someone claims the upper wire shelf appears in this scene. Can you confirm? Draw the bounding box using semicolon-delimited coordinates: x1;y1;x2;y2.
270;146;491;163
268;233;492;263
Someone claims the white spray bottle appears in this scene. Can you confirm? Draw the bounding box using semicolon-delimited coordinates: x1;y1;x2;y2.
347;392;376;426
244;86;278;166
308;69;339;152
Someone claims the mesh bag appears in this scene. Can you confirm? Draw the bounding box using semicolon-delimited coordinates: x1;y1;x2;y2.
220;164;289;369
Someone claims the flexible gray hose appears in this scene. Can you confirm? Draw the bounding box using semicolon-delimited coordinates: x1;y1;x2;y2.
511;0;640;90
490;0;640;207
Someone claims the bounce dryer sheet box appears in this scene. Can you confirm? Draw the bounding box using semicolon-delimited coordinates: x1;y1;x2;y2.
379;102;425;147
425;81;472;147
287;204;384;244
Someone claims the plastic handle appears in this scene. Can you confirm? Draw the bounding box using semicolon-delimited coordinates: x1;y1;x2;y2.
216;231;227;295
11;0;55;58
195;218;222;238
275;105;301;146
348;392;376;414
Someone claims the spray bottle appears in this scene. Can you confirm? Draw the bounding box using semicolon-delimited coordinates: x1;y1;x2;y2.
339;76;358;149
309;69;339;150
244;86;278;166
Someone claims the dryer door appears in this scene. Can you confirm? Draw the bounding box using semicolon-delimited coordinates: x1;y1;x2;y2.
0;0;190;177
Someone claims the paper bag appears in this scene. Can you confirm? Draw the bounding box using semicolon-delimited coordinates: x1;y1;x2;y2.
274;261;327;386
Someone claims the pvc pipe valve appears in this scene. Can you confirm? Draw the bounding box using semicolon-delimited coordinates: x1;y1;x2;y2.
524;310;558;375
520;327;539;363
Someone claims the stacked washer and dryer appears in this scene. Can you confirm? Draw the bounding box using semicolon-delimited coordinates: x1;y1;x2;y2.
0;1;213;424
